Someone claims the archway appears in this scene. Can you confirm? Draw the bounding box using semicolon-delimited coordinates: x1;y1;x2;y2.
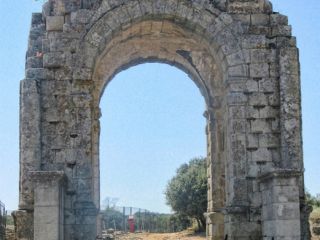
90;19;227;238
99;63;207;225
17;1;308;240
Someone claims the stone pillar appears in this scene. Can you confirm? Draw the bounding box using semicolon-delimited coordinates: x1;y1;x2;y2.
279;46;309;238
205;110;225;240
30;171;66;240
19;79;41;210
224;89;262;239
92;107;101;236
260;170;302;240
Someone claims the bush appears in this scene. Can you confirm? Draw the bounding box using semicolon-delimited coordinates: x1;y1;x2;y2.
306;191;320;208
165;157;207;231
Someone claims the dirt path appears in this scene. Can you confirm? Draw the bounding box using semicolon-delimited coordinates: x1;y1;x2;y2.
116;231;206;240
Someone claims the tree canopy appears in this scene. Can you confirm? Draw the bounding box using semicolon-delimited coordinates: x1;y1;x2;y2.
101;207;124;230
165;157;207;231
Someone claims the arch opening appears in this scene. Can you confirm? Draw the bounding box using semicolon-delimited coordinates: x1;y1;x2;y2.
99;62;207;215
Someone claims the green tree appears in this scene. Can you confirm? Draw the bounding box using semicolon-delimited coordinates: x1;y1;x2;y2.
165;157;207;231
169;213;191;232
101;207;123;230
306;190;320;208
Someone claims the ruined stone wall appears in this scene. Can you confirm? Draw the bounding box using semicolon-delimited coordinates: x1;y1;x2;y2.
18;0;308;239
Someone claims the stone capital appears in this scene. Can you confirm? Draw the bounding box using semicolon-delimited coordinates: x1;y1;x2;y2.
205;211;224;224
29;171;66;185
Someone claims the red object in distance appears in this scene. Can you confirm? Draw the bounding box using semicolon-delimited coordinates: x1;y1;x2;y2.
128;215;135;233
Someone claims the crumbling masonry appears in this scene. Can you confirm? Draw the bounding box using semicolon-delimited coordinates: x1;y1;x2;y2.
16;0;310;239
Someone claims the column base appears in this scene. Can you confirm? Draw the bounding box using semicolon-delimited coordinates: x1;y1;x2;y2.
205;211;224;240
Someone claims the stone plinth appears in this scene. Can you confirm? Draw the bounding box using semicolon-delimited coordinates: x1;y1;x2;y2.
30;171;66;240
259;169;303;240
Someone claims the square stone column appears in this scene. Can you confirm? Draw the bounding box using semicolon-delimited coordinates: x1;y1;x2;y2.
30;171;66;240
260;169;302;240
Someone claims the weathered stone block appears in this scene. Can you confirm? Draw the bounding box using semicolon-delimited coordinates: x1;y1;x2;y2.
250;49;276;63
248;92;268;107
252;148;272;162
43;52;65;68
268;93;280;107
260;106;278;119
251;13;269;26
73;67;92;81
245;79;259;92
31;12;43;25
227;60;248;75
228;0;272;14
249;25;271;35
72;224;96;239
71;9;93;24
259;78;277;93
250;119;271;133
242;35;267;49
269;62;279;77
270;14;288;26
46;16;64;31
26;68;54;80
247;133;259;149
250;63;269;78
227;92;247;105
226;50;250;66
246;106;259;120
271;25;292;38
262;202;300;221
26;56;43;68
232;14;251;24
247;160;260;177
230;119;246;133
233;178;248;202
126;0;143;19
259;133;280;148
49;37;79;52
263;219;300;237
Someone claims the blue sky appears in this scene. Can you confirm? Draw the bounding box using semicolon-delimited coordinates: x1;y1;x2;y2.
100;64;206;212
0;0;319;212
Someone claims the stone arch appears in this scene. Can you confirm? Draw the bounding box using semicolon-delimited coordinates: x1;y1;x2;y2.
81;5;249;237
89;17;233;238
16;0;309;240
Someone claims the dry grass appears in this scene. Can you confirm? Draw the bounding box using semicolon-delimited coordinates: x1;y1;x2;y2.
310;207;320;224
310;207;320;240
116;230;205;240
